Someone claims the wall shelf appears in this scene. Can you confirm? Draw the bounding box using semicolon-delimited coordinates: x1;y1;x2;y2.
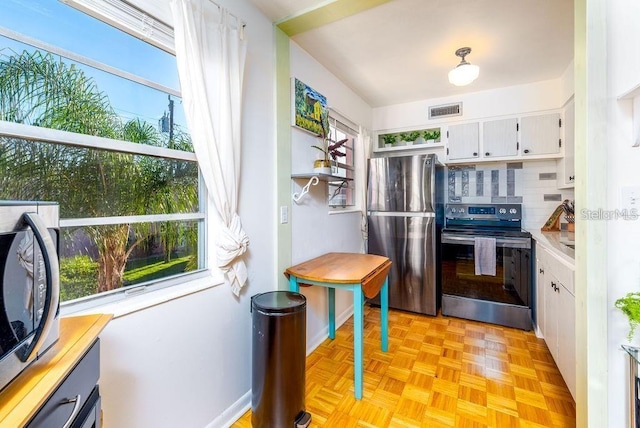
376;127;442;151
292;173;353;183
375;142;445;153
291;173;353;203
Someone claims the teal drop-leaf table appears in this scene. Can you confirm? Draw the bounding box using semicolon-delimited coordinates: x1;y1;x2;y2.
285;252;391;400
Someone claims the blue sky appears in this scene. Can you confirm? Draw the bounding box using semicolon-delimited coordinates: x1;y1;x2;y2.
0;0;186;130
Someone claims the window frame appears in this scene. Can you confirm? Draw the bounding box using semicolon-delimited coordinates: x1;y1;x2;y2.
327;115;357;209
0;0;211;312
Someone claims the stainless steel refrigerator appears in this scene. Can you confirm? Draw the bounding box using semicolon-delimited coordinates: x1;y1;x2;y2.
367;153;443;315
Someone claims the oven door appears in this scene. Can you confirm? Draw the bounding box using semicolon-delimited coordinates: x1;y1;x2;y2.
441;232;532;330
0;211;60;389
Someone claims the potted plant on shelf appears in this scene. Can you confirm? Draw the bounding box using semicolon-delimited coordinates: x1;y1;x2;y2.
400;131;421;146
382;134;397;148
615;292;640;341
424;129;441;144
312;119;347;174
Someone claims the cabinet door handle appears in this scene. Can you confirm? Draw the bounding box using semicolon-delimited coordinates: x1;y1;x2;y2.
524;149;530;153
62;394;82;428
485;152;490;156
473;152;478;157
569;176;575;181
539;268;544;274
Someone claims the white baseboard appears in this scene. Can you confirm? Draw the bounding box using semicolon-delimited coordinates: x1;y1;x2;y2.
207;390;251;428
306;304;354;355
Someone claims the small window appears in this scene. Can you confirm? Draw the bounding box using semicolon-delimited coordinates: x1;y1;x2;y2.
327;117;356;208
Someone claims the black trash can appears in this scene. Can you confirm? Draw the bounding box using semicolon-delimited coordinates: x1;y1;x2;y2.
251;291;311;428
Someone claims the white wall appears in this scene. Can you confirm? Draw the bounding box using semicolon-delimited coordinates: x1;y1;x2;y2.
607;1;640;426
89;1;278;427
100;284;253;428
289;42;373;350
373;77;571;132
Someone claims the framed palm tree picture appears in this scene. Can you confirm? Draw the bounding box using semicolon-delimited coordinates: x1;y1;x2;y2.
292;78;328;136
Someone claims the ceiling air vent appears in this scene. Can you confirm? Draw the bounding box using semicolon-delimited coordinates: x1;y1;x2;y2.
429;102;462;119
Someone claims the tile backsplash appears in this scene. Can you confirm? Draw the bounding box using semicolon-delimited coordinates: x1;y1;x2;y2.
446;160;574;230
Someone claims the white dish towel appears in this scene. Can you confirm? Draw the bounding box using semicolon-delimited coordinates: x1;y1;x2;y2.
474;237;497;276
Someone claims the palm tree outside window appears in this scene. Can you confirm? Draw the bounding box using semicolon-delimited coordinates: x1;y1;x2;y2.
0;0;205;305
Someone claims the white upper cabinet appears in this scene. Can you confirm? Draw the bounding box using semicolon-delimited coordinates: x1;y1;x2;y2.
520;113;562;156
377;108;565;163
482;118;518;158
447;122;479;160
557;100;575;188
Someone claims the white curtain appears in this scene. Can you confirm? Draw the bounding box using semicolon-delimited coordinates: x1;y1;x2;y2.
170;0;249;296
357;126;372;253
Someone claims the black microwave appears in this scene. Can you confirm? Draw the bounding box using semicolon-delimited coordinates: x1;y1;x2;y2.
0;201;60;391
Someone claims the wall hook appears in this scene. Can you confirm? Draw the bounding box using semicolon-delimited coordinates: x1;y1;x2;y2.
292;176;319;203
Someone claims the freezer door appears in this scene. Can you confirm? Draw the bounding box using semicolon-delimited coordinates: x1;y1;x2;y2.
367;154;436;213
367;214;437;315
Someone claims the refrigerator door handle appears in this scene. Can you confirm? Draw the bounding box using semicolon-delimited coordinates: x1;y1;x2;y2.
422;155;434;212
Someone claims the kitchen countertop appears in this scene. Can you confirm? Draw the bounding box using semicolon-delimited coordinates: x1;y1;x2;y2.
0;314;112;427
528;229;575;268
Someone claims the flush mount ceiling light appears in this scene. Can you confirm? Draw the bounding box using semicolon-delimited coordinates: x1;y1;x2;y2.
448;47;480;86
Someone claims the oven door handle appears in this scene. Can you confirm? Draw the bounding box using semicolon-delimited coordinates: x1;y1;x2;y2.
441;234;531;249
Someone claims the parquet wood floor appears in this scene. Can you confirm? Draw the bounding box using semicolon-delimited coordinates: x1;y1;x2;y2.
233;305;575;427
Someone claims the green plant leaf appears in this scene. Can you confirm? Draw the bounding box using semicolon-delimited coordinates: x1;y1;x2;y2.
382;134;396;145
615;292;640;341
407;131;420;142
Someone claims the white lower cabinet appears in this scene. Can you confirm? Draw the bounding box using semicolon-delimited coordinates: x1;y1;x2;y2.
535;245;576;400
535;252;547;337
557;279;576;399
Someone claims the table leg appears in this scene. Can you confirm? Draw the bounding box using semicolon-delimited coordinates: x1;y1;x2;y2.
354;285;364;400
289;275;299;292
328;287;336;339
381;276;389;352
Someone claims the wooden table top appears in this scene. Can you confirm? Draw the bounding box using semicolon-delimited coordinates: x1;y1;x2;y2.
0;313;112;427
285;252;392;298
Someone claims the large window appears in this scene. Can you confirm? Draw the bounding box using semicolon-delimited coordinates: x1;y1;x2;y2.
0;1;204;305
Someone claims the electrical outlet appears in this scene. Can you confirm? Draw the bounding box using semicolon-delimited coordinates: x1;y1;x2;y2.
280;206;288;224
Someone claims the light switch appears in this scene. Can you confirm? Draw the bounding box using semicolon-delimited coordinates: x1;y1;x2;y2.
280;206;288;224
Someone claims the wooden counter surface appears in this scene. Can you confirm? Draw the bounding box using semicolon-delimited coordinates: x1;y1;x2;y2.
0;314;112;427
285;252;391;298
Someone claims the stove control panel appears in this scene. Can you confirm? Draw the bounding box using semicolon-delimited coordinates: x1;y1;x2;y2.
445;203;522;222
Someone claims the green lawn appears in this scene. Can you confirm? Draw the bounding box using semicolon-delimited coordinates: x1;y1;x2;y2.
124;256;192;284
60;255;195;301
